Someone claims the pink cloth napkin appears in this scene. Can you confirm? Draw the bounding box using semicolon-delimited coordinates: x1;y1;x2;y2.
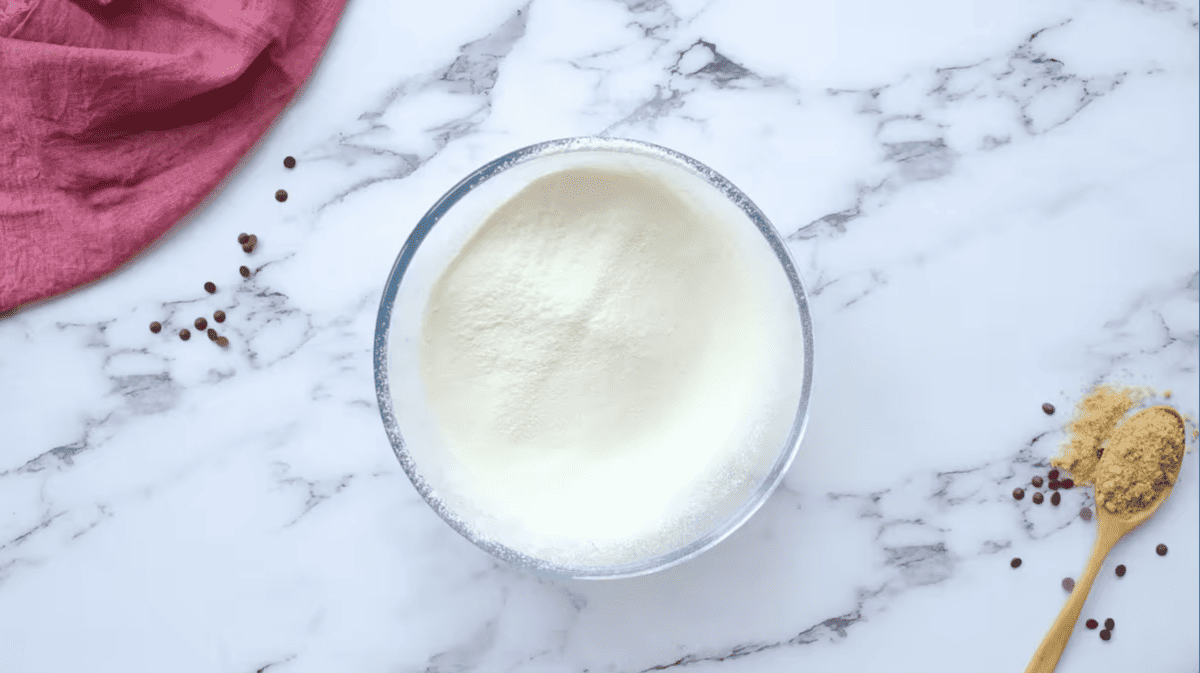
0;0;346;313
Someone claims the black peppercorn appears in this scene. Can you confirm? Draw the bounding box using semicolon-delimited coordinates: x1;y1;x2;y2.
238;233;250;245
150;321;162;333
179;329;190;341
240;265;251;278
1051;492;1061;506
275;189;287;202
1085;619;1098;630
1099;629;1111;641
1042;402;1055;415
284;156;296;169
195;317;207;331
1013;487;1025;500
1115;565;1125;577
1062;577;1074;591
1032;476;1044;488
1157;543;1168;556
1011;557;1022;568
1104;618;1114;630
1080;507;1092;521
216;336;229;348
213;310;226;323
207;328;217;341
204;281;216;294
1032;492;1044;505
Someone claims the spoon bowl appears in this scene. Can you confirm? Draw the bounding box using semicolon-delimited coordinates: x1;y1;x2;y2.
1023;406;1186;673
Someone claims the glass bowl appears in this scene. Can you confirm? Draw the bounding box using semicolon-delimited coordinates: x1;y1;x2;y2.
373;137;814;579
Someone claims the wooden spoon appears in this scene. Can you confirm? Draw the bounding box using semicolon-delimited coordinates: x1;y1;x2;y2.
1023;406;1185;673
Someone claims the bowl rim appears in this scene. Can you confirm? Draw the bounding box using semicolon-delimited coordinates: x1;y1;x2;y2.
373;136;815;579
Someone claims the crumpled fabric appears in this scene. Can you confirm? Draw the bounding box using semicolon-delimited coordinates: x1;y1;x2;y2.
0;0;346;312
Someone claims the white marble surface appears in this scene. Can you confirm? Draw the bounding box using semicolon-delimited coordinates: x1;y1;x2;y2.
1;0;1198;670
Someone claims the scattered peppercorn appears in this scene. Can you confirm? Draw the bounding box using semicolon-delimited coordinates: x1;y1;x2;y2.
1049;469;1059;481
238;233;250;245
1096;448;1104;459
1104;618;1114;630
194;317;207;331
213;310;226;323
1042;403;1055;415
204;281;216;294
179;329;190;341
1099;629;1111;641
207;328;218;341
1157;544;1168;556
1061;479;1074;489
216;336;229;348
1085;619;1098;630
240;265;251;278
1032;492;1044;505
1013;487;1025;500
150;321;162;333
275;189;287;202
243;234;257;253
284;156;296;169
1062;577;1074;591
1080;507;1092;521
1011;557;1022;568
1032;476;1044;488
1049;480;1061;490
1115;565;1125;577
1051;492;1061;506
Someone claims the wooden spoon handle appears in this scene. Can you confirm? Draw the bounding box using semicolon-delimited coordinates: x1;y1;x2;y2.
1023;525;1123;673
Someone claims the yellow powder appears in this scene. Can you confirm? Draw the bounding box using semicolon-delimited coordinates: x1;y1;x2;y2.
1050;384;1148;485
1051;384;1186;516
1093;407;1184;514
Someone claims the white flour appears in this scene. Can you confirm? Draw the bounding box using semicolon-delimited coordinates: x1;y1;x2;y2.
419;162;795;566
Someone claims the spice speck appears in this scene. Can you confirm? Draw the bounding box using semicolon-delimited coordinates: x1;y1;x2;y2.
1157;543;1168;556
1115;564;1125;577
284;156;296;169
150;321;161;333
1062;577;1074;591
179;329;190;341
240;265;251;278
1051;491;1061;506
1032;492;1044;505
1042;403;1055;415
204;281;216;294
1013;487;1025;501
275;189;288;202
1011;557;1022;568
213;310;226;323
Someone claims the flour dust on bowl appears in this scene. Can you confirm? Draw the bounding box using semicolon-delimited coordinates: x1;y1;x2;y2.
373;137;814;579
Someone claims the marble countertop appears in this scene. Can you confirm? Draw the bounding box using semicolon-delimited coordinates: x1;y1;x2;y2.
2;0;1197;671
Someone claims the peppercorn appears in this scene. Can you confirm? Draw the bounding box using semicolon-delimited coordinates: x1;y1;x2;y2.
150;321;162;333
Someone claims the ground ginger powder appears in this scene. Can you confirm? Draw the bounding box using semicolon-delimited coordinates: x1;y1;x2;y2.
1051;385;1185;516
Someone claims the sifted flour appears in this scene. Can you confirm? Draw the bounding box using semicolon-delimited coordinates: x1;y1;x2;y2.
418;160;799;567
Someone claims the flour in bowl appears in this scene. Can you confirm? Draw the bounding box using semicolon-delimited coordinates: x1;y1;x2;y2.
418;160;800;567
